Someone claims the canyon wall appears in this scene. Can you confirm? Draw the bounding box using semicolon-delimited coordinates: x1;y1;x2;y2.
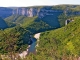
0;6;80;18
12;7;63;18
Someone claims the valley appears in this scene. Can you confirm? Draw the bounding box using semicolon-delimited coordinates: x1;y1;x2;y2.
0;5;80;60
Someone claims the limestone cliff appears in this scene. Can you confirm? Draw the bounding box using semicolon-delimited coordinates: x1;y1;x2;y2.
13;8;38;17
12;6;80;18
0;5;80;18
12;7;63;18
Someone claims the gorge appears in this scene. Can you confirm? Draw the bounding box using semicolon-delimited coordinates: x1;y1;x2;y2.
0;5;80;60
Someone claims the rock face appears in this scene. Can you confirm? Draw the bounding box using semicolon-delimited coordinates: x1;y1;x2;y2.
65;19;74;25
38;8;63;18
0;17;8;29
13;8;38;17
12;7;63;18
0;6;80;18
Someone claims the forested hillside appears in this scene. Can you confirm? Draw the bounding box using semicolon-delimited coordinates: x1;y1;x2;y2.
32;16;80;60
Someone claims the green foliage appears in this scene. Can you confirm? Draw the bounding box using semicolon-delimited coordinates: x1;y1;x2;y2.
1;14;58;54
0;26;30;53
25;20;52;33
1;15;53;54
37;16;80;60
5;15;26;27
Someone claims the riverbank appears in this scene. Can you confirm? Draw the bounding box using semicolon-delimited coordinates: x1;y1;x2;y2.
34;33;41;47
19;33;41;59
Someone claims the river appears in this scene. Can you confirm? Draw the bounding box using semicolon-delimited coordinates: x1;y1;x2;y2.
28;38;36;54
19;33;41;58
28;33;41;53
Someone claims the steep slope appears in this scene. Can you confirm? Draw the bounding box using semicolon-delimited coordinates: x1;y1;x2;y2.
33;16;80;60
5;15;26;23
5;15;29;27
0;16;51;54
0;17;8;29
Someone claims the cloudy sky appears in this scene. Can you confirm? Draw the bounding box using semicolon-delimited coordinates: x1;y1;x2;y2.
0;0;80;7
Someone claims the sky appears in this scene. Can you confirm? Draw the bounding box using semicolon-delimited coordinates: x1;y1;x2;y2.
0;0;80;7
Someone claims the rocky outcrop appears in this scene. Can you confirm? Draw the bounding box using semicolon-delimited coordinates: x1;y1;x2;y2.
65;19;74;25
13;8;38;17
